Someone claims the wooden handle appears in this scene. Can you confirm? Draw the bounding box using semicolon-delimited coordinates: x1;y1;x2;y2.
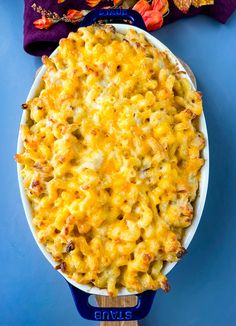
96;295;138;326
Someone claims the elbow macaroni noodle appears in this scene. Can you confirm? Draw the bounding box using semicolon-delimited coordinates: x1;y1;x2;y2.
16;25;205;296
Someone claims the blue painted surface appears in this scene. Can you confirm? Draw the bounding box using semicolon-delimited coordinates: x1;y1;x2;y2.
1;0;236;325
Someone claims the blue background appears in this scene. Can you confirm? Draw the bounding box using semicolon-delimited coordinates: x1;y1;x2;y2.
1;0;236;325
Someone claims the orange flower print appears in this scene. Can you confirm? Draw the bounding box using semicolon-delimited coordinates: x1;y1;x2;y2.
86;0;102;7
142;9;163;31
133;0;168;31
113;0;123;5
33;16;54;30
66;9;84;20
133;0;152;16
152;0;169;14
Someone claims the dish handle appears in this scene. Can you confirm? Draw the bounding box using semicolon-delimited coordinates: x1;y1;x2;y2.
79;9;147;31
68;283;156;321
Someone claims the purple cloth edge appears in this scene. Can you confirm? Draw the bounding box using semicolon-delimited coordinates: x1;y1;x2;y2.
24;0;236;56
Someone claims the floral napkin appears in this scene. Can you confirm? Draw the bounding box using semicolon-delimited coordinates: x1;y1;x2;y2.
24;0;236;56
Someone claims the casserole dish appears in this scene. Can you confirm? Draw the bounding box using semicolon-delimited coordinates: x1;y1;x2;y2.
17;8;209;321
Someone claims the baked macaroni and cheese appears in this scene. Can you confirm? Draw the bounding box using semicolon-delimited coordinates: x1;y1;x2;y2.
16;25;205;296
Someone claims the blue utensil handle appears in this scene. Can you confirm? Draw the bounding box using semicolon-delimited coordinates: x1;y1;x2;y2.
80;9;147;31
68;283;156;321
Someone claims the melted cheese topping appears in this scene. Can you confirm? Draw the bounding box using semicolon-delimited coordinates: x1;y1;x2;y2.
16;25;205;295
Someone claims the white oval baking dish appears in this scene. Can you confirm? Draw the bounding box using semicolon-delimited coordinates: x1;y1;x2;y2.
17;15;209;299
